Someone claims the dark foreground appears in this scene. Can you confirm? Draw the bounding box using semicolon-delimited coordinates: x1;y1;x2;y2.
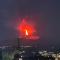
13;51;55;60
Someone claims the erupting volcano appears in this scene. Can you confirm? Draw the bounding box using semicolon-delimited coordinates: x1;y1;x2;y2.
17;17;39;39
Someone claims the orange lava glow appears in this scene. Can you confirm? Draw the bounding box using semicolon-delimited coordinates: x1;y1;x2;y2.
25;30;28;36
18;19;36;37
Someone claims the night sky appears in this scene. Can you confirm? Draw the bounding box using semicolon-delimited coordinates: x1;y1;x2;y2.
0;0;60;49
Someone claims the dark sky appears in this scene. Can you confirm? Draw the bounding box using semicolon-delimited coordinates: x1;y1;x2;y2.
0;0;60;48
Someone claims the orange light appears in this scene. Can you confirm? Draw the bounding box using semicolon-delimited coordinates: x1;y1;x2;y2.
17;18;37;38
25;30;28;36
18;20;35;36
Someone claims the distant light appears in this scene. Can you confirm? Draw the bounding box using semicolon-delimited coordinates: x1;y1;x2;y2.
21;56;23;58
58;55;60;58
19;58;22;60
